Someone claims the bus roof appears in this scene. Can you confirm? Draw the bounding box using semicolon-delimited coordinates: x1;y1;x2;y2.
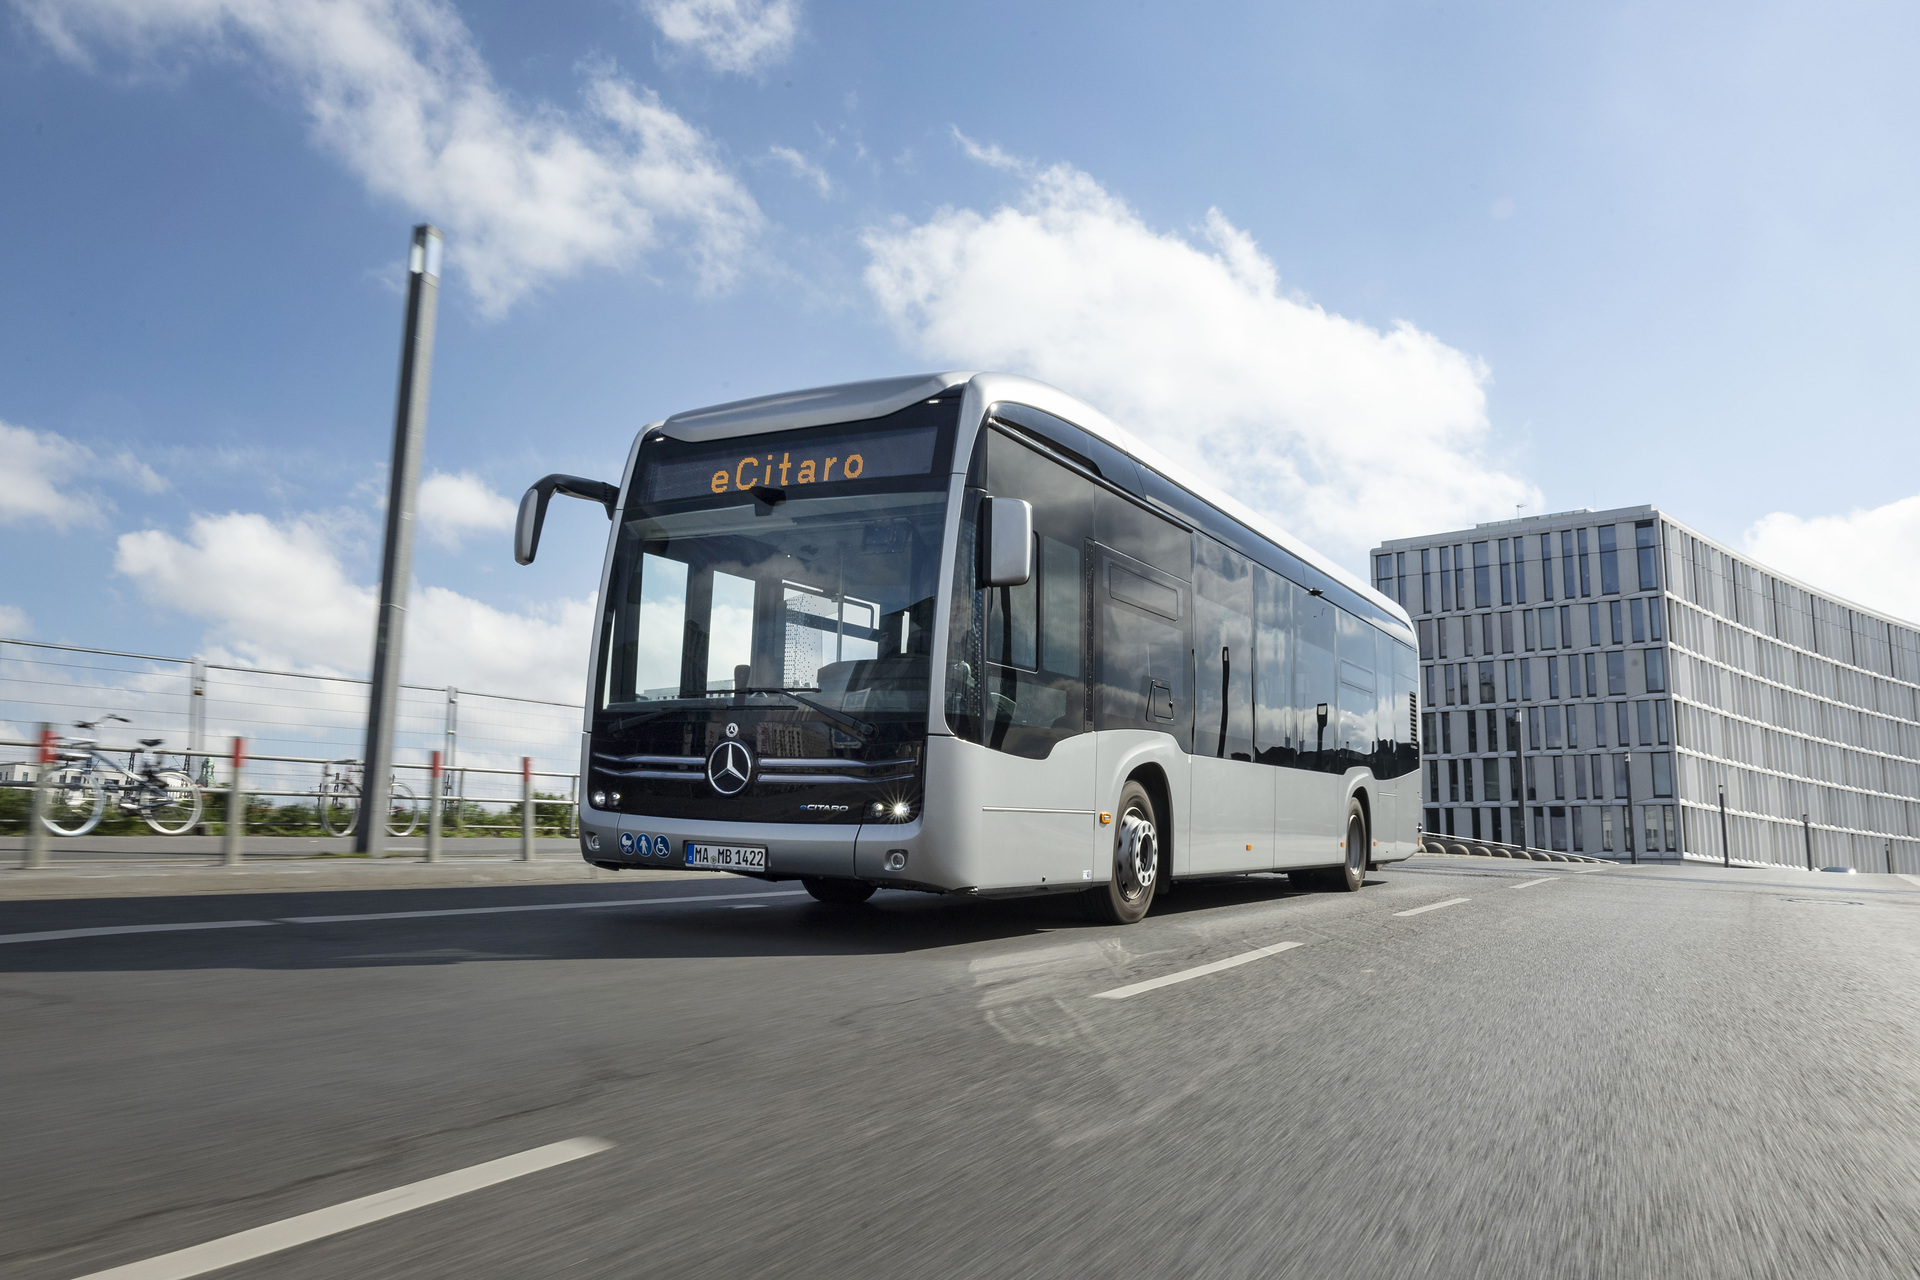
656;371;1412;639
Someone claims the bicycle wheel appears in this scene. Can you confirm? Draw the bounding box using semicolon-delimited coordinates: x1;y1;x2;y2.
142;770;204;835
386;782;419;837
319;784;360;837
42;770;106;836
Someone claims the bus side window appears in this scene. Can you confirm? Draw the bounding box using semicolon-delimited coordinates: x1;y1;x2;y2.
1195;535;1255;761
1390;636;1419;779
1253;566;1296;766
1295;592;1337;771
1336;608;1377;771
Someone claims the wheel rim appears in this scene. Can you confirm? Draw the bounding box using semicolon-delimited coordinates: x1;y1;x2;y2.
1347;814;1365;877
1115;804;1158;903
143;772;202;835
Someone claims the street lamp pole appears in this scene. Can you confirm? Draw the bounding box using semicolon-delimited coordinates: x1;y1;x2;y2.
1718;784;1730;869
357;224;442;855
1801;812;1812;872
1624;749;1635;865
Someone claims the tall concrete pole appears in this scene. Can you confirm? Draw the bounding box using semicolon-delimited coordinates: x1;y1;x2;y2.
356;225;442;854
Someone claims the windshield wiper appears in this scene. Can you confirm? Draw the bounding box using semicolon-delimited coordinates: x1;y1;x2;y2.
732;687;877;739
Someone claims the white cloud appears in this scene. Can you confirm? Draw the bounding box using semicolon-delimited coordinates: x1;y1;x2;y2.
950;126;1027;174
767;144;831;197
418;470;516;550
24;0;764;314
0;604;30;637
0;420;102;530
642;0;798;74
114;511;593;702
1744;496;1920;624
862;158;1540;567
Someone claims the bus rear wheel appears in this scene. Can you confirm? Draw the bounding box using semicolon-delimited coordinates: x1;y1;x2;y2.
802;877;876;905
1086;781;1159;925
1292;801;1368;893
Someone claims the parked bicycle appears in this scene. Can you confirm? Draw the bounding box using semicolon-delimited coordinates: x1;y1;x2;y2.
38;716;204;837
317;760;420;837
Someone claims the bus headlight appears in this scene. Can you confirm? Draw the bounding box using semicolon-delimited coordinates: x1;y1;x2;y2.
591;790;607;808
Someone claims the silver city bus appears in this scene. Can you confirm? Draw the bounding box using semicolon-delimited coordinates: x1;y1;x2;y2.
515;373;1420;923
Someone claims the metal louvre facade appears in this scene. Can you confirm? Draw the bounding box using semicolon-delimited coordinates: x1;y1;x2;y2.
1373;504;1920;871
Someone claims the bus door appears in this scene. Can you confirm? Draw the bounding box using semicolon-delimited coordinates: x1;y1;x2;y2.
1092;544;1191;856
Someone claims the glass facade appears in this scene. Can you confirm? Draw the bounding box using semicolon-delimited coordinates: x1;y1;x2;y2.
1376;504;1920;870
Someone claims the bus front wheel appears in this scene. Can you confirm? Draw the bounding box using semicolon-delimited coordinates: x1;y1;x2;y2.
803;877;876;905
1087;781;1159;925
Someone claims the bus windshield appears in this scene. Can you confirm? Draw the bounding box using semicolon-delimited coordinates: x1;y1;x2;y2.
596;402;957;720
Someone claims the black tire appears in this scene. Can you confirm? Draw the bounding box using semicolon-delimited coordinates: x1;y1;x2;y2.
1292;800;1368;893
1086;780;1160;924
802;877;877;905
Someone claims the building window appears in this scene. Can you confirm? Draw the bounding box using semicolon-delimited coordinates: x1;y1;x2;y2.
1644;806;1661;852
1509;757;1523;805
1421;548;1433;613
1481;613;1495;655
1464;756;1475;801
1504;660;1517;701
1418;618;1434;659
1609;601;1623;645
1606;651;1626;695
1577;529;1591;597
1648;596;1664;641
1587;602;1601;647
1448;759;1460;802
1483;758;1501;803
1425;806;1440;833
1455;544;1466;611
1425;664;1438;708
1548;655;1562;699
1499;539;1513;604
1630;597;1645;643
1444;664;1456;706
1613;752;1629;798
1500;612;1514;653
1567;706;1580;748
1572;807;1585;851
1465;710;1479;753
1528;706;1542;750
1601;806;1615;852
1547;705;1565;749
1591;754;1606;798
1423;712;1437;748
1559;606;1573;649
1636;700;1653;746
1524;611;1538;651
1652;752;1672;797
1599;525;1620;594
1376;554;1394;599
1487;709;1502;751
1514;543;1527;603
1662;805;1676;850
1562;531;1577;599
1442;711;1454;753
1592;704;1607;748
1584;653;1598;700
1473;541;1491;609
1470;808;1483;839
1614;702;1631;746
1526;758;1538;801
1491;807;1504;844
1540;534;1554;601
1521;658;1534;700
1478;661;1496;704
1540;607;1558;649
1569;651;1584;698
1428;761;1440;803
1439;545;1453;611
1644;648;1667;692
1656;700;1671;745
1636;521;1658;592
1397;551;1407;606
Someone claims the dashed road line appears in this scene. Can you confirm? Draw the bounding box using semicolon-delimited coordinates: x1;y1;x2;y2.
1393;897;1470;917
72;1137;613;1280
281;889;804;924
0;920;275;946
1092;940;1303;1000
1507;878;1555;891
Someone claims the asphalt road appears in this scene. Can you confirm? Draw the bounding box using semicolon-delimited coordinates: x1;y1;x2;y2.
4;857;1918;1279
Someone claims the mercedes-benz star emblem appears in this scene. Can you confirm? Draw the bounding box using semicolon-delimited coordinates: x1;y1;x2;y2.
707;740;754;796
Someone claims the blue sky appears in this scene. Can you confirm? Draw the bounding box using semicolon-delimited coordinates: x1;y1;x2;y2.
3;0;1917;699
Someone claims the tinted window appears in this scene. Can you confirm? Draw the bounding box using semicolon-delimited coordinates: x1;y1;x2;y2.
1095;546;1190;748
1196;536;1256;761
1296;593;1338;771
1254;567;1297;765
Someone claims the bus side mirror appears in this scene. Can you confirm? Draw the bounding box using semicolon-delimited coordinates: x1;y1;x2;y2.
514;474;621;565
984;497;1033;586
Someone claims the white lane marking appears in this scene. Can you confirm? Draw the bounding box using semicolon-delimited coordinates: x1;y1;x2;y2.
1393;897;1470;917
0;920;274;947
1507;877;1555;891
1092;940;1302;1000
281;889;805;924
72;1137;612;1280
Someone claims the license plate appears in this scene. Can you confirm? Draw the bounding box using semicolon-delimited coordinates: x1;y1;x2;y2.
685;843;768;872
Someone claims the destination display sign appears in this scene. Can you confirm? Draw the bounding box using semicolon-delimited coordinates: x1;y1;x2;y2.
638;419;945;504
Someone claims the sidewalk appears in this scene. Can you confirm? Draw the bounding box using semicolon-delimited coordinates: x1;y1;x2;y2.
0;836;712;900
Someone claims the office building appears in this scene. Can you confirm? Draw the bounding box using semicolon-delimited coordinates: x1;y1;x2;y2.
1373;505;1920;869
